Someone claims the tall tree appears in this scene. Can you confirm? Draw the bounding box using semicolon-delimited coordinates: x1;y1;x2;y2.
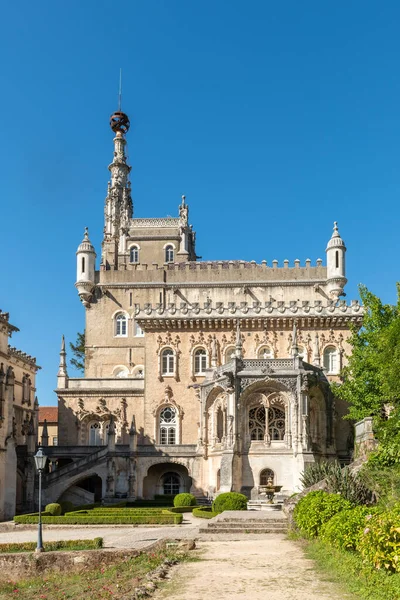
70;331;85;373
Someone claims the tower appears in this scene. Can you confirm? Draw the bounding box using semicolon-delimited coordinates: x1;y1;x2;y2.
326;221;347;298
101;110;133;270
75;227;96;307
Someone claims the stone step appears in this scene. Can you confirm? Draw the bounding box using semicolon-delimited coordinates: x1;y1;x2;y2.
218;518;287;524
199;527;287;534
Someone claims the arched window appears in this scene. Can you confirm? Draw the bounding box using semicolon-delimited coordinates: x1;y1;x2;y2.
165;245;174;263
323;346;338;374
115;313;128;337
130;246;139;264
161;348;175;375
159;406;177;444
194;348;207;375
249;406;265;440
114;366;129;378
132;365;144;378
134;321;144;337
268;405;285;440
260;468;275;486
162;472;180;495
258;346;273;359
225;346;236;362
89;422;102;446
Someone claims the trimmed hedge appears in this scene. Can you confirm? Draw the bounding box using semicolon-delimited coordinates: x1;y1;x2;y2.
173;493;197;507
14;514;183;524
212;492;248;513
45;503;62;516
193;507;219;519
59;501;75;515
294;491;352;538
0;538;103;553
168;507;195;513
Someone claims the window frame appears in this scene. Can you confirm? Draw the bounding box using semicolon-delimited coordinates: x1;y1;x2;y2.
323;346;338;374
165;245;174;263
130;245;140;264
194;347;208;375
161;348;175;376
115;313;128;337
158;405;177;445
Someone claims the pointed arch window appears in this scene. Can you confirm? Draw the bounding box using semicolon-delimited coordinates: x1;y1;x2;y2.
89;422;102;446
225;346;236;362
165;245;174;263
130;246;139;264
249;406;266;440
159;406;177;445
323;346;338;374
115;313;128;337
194;348;207;375
162;472;180;494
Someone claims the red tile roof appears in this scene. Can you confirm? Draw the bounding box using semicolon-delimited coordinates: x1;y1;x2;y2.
38;406;58;423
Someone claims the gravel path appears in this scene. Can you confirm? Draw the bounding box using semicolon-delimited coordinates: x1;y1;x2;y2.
154;538;350;600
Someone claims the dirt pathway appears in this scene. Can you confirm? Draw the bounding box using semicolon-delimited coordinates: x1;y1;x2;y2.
155;536;350;600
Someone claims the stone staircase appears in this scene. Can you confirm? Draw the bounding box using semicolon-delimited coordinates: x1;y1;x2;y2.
198;510;288;535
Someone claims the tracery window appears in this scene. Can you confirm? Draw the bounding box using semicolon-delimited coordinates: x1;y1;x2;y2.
225;346;236;362
258;346;273;359
323;346;338;374
268;406;285;440
89;422;102;446
165;245;174;263
115;313;128;337
248;405;286;441
194;348;207;375
162;472;180;495
161;348;175;375
130;246;139;263
159;406;177;445
249;406;266;440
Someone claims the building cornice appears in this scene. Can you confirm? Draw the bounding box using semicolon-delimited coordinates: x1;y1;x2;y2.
97;279;327;290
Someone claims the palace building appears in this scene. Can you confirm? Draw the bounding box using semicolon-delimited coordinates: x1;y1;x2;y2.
44;108;363;505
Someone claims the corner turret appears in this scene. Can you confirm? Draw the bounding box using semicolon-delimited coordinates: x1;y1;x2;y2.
326;221;347;299
75;227;96;307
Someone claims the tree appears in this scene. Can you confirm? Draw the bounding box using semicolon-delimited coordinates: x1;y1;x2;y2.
70;331;85;373
333;285;398;422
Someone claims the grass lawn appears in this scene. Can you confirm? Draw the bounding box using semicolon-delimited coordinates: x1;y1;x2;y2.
304;539;400;600
0;545;190;600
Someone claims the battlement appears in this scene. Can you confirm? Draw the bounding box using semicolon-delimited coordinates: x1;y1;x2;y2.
8;346;40;369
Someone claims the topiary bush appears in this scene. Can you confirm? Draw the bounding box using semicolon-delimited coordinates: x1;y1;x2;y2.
59;501;75;515
293;491;352;538
320;505;377;550
173;493;197;507
212;492;248;513
44;503;62;516
357;507;400;572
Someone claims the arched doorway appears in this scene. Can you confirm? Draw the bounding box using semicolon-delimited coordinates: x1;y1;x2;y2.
58;474;103;505
142;463;192;499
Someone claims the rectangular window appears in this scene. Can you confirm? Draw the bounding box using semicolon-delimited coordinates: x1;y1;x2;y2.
160;427;167;445
130;292;133;307
53;437;58;446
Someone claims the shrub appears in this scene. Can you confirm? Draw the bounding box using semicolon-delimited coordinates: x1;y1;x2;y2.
300;461;341;488
193;507;219;519
44;503;62;516
212;492;248;513
14;512;183;525
325;465;373;505
293;491;352;538
0;538;103;553
173;493;197;507
357;508;400;572
320;506;375;550
59;501;75;515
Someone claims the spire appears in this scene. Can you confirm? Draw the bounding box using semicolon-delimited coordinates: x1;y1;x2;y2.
235;320;243;359
291;322;299;358
313;333;321;367
57;335;69;388
41;419;49;447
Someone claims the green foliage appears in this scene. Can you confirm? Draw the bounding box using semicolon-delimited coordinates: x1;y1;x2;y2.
168;506;195;513
14;507;183;525
45;503;62;516
212;492;248;513
360;463;400;509
357;507;400;573
320;506;375;550
173;493;197;507
332;285;397;422
368;406;400;467
293;491;352;538
193;506;219;519
70;331;85;373
300;461;340;488
0;538;103;553
59;501;75;515
306;539;400;600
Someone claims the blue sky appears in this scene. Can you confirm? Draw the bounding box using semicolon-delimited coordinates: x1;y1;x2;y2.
2;1;400;406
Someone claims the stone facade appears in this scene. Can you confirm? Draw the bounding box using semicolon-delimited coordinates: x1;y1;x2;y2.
49;109;363;505
0;311;39;520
